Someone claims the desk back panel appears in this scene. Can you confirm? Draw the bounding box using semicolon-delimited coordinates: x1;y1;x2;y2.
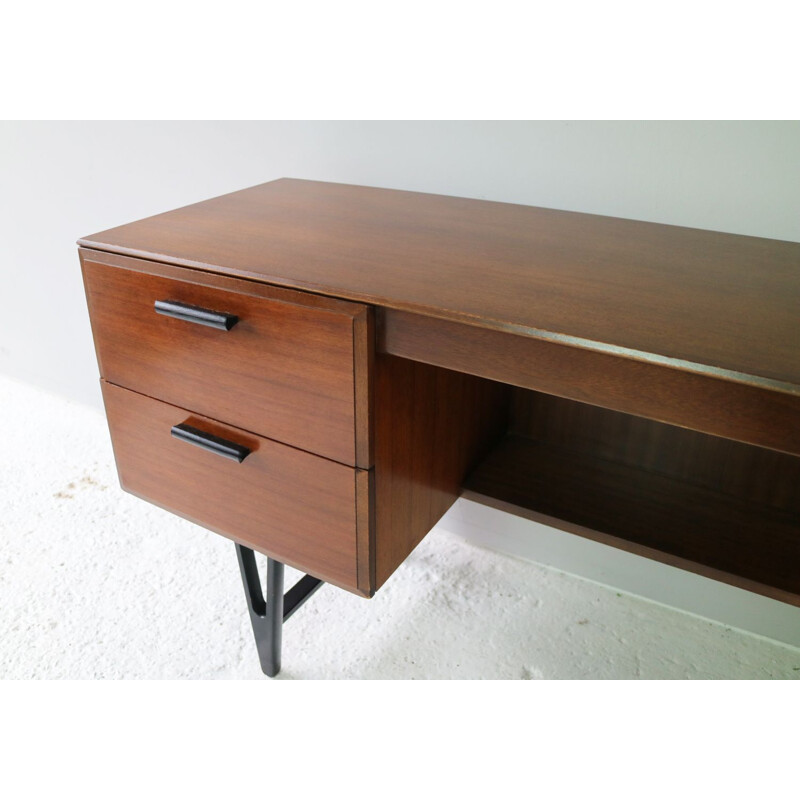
510;391;800;515
463;389;800;605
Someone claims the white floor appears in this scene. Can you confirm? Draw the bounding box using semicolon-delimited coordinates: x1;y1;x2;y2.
1;374;798;680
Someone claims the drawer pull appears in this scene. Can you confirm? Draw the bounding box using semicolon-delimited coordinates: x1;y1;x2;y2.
171;423;251;462
154;299;239;330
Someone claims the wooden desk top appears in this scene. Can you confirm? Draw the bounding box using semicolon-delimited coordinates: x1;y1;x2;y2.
80;178;800;394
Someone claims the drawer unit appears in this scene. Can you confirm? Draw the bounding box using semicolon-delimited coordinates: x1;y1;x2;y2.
101;381;371;594
80;248;503;601
81;250;372;468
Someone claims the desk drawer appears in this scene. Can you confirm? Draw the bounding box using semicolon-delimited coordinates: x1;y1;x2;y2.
82;253;371;467
102;381;369;593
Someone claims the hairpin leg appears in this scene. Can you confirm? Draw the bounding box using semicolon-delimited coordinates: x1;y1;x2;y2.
235;544;324;677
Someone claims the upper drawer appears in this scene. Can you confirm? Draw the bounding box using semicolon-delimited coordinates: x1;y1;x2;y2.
80;250;372;467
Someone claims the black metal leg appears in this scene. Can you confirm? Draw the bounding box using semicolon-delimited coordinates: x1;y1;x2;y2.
235;544;324;677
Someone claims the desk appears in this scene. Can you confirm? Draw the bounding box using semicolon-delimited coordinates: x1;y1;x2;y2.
79;179;800;676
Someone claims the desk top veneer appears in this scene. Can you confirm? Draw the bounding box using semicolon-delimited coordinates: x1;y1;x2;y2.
80;178;800;394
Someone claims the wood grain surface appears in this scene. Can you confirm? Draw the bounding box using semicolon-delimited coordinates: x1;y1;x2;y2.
102;381;367;594
79;178;800;391
510;390;800;514
82;250;370;467
463;434;800;606
79;180;800;608
380;307;800;457
373;355;510;587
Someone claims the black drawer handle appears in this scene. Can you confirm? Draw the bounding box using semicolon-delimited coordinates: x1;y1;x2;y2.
155;299;239;330
171;423;251;463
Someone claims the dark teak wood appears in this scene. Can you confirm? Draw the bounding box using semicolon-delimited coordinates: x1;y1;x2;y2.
373;355;510;587
79;179;800;392
80;178;800;669
81;249;371;468
380;307;800;458
510;391;800;514
464;391;800;606
101;381;367;593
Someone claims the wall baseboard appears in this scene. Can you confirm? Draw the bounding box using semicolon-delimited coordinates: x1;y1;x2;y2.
437;498;800;649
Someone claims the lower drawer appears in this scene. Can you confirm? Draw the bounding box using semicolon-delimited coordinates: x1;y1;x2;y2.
101;381;370;594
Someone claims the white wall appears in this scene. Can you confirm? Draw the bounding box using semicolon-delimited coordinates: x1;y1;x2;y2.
2;121;799;642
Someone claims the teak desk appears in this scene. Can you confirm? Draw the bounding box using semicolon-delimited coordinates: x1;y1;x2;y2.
79;179;800;677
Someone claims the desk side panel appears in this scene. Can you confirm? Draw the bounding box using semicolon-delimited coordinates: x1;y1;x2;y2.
373;355;510;588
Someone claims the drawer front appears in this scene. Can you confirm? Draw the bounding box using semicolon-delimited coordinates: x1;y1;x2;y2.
82;252;371;467
102;381;369;594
